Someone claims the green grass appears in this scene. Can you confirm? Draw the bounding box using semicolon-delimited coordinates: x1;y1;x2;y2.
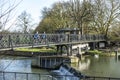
88;50;102;54
15;47;57;53
87;49;115;56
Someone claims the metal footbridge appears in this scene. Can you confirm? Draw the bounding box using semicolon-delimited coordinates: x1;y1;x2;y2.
0;33;106;50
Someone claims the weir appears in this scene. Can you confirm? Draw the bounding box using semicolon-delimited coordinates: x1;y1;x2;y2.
32;56;68;69
31;56;79;69
51;64;83;80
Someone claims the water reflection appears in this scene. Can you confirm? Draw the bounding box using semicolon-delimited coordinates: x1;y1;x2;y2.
78;59;90;71
5;59;31;72
1;55;120;79
115;55;120;61
0;56;49;74
71;56;120;78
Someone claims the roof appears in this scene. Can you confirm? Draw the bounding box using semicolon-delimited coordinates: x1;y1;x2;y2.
56;28;80;32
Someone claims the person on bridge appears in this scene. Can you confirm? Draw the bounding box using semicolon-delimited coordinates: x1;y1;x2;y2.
33;31;40;43
41;32;46;44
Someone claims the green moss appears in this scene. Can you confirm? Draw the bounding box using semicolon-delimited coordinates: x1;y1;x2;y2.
15;47;57;53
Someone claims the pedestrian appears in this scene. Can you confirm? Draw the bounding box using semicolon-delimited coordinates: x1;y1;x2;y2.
41;32;46;43
33;31;39;43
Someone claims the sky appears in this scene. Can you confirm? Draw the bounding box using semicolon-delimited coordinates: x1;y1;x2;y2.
6;0;68;31
17;0;68;24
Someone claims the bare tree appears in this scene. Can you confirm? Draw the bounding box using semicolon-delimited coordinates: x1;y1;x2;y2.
0;0;22;31
65;0;93;35
16;11;34;33
91;0;120;37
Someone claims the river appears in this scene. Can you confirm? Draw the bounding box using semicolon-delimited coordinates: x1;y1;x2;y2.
71;55;120;78
1;55;120;79
0;55;51;80
0;55;49;73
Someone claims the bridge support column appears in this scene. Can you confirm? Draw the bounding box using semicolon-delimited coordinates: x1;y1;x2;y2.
115;48;120;61
56;45;63;55
115;51;118;61
93;42;96;50
60;45;63;55
67;44;72;56
77;47;82;58
56;45;69;56
78;47;82;54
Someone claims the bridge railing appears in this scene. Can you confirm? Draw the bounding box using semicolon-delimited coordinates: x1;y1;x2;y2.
69;34;105;42
0;71;120;80
84;76;120;80
0;71;56;80
0;33;106;49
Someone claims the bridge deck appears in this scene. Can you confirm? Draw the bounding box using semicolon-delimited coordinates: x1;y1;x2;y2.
0;33;106;51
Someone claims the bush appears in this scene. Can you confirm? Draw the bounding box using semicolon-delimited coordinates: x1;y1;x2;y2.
87;49;115;56
88;50;102;55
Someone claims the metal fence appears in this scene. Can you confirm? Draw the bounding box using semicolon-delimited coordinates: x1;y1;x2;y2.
83;76;120;80
0;33;106;49
0;71;120;80
0;71;56;80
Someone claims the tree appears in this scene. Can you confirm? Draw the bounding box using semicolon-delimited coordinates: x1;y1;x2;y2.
90;0;120;37
36;0;120;39
35;2;72;33
108;16;120;41
36;1;93;33
109;26;120;41
0;0;22;31
64;0;94;35
16;11;35;33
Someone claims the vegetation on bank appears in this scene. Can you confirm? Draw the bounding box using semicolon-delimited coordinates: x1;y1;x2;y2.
87;49;115;56
15;47;57;53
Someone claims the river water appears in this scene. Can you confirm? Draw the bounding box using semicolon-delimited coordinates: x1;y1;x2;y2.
1;55;120;79
71;56;120;78
0;55;52;80
0;55;49;73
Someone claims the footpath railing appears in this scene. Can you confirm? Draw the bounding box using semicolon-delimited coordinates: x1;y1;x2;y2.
0;71;56;80
83;76;120;80
0;33;106;49
0;71;120;80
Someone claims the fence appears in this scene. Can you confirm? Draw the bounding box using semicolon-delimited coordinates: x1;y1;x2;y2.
0;71;56;80
0;33;106;49
83;76;120;80
0;71;120;80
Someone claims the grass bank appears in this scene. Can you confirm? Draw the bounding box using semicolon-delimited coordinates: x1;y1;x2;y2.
15;47;57;53
86;49;115;56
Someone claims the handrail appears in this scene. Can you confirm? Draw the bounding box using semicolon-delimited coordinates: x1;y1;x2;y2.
84;76;120;80
1;71;56;80
0;71;120;80
0;34;106;50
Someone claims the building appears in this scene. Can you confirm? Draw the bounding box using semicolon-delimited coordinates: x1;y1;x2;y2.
56;28;80;34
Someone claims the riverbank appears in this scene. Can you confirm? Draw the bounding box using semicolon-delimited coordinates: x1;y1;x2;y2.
0;50;58;57
0;47;57;57
85;49;115;57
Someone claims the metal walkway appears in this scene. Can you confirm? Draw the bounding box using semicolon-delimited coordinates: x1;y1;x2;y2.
0;33;106;50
